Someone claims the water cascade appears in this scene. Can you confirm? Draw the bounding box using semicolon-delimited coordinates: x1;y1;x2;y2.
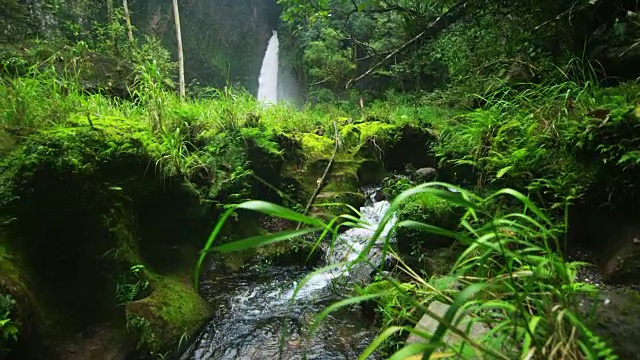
257;30;279;106
182;187;396;359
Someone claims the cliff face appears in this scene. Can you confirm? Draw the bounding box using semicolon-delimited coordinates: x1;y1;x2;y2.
131;0;280;92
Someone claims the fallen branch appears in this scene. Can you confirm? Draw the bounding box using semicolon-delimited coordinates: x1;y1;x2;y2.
297;121;339;230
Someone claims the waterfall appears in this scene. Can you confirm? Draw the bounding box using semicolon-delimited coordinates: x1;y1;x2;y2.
257;30;279;106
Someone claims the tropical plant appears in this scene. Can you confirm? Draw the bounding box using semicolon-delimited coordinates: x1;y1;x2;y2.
115;264;149;306
0;293;19;349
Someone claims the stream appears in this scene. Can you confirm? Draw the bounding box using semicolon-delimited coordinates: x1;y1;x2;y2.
181;188;395;360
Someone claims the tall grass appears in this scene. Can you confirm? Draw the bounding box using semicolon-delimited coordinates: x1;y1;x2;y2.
196;183;615;360
429;60;640;211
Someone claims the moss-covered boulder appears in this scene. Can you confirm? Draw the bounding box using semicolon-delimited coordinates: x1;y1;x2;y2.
395;193;465;254
282;122;435;220
125;276;209;358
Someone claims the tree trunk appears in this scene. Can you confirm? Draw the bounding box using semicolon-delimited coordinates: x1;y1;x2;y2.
172;0;186;100
122;0;134;42
107;0;113;19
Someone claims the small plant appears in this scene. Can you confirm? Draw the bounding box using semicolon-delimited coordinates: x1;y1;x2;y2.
115;264;149;306
0;293;20;350
127;315;156;350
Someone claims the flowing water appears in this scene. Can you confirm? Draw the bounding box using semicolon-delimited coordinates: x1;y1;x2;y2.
182;188;395;360
257;30;279;106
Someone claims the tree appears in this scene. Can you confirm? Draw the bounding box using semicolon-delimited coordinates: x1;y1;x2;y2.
122;0;134;42
279;0;638;95
172;0;186;100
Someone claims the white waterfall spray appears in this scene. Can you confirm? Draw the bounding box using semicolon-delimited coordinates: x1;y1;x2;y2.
257;30;279;106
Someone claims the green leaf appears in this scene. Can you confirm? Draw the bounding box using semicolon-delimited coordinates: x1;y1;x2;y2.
359;326;408;360
310;294;383;333
496;166;513;179
211;227;323;253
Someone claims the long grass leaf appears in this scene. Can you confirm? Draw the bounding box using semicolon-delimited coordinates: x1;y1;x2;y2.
212;227;323;253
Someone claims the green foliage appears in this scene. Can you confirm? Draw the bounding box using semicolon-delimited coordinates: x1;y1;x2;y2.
382;176;413;199
303;27;356;92
0;293;20;349
0;58;82;128
358;280;418;330
115;264;150;306
395;192;464;254
280;0;640;99
127;315;157;351
431;78;640;212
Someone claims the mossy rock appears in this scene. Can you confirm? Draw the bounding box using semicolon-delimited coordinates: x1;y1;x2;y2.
0;117;216;359
399;246;463;278
340;121;399;154
299;133;335;162
125;276;210;358
353;124;436;172
395;193;465;254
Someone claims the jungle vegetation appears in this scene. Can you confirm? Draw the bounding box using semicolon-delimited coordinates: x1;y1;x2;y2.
0;0;639;359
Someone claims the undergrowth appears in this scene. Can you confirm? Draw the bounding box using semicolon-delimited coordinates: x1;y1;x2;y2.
429;68;640;213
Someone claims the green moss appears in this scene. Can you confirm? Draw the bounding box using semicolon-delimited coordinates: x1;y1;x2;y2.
125;276;209;357
299;133;335;162
340;121;398;148
395;193;465;254
0;116;159;196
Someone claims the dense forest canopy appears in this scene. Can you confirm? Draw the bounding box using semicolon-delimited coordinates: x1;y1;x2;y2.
279;0;639;99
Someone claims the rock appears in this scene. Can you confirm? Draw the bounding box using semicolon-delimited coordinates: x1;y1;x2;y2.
395;193;464;253
577;288;640;360
125;277;210;357
406;301;490;350
414;167;438;180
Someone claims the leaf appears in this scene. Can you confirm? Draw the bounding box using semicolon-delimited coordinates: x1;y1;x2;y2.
310;294;383;333
359;326;407;360
496;166;513;179
211;227;323;253
389;343;436;360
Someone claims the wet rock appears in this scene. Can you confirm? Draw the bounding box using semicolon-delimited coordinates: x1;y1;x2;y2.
413;167;438;181
578;288;640;360
406;301;490;348
602;236;640;285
